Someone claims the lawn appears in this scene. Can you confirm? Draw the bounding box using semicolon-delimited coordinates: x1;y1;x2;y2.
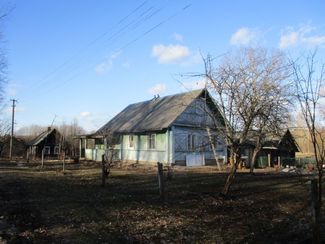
0;161;322;243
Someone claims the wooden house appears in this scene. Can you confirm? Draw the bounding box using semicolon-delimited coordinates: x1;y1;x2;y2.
241;130;300;168
79;89;228;166
27;127;64;159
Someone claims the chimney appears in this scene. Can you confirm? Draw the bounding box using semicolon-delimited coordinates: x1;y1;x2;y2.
48;127;51;132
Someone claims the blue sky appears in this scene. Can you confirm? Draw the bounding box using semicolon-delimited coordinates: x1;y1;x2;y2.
3;0;325;131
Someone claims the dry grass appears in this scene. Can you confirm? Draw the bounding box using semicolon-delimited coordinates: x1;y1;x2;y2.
0;160;323;243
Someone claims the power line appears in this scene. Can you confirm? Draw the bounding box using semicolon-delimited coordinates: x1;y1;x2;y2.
118;3;192;51
25;1;149;92
9;98;17;160
28;2;192;97
24;3;164;98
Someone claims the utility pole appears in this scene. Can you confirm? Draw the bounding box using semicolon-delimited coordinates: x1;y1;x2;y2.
9;99;17;161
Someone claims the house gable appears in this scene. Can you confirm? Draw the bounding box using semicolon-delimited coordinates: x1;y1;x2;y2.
278;130;300;152
27;128;63;157
172;91;225;129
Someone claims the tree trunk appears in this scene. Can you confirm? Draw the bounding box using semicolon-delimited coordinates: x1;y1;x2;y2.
206;127;221;171
229;147;235;166
250;148;259;174
222;150;240;196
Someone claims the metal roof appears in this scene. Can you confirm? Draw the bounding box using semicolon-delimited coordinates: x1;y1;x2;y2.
96;89;207;134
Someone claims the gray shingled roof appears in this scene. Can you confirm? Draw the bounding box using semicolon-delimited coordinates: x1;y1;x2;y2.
27;128;56;146
97;89;205;134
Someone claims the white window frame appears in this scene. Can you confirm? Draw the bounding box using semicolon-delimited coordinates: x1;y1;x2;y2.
44;146;51;155
148;134;156;149
188;134;195;151
54;146;60;155
129;135;134;148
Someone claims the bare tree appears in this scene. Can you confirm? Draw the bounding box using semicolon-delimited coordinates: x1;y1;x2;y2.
58;119;85;157
249;73;291;173
16;120;86;158
0;105;10;136
291;50;325;243
0;4;9;152
97;129;119;186
16;124;46;139
0;3;13;105
204;48;291;196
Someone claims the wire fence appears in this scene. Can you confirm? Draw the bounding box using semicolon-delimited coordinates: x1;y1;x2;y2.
256;156;316;168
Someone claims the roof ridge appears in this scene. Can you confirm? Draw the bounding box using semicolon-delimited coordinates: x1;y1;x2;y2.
125;89;205;107
96;89;208;134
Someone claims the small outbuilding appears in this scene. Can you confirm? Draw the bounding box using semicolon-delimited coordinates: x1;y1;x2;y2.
27;127;64;159
241;129;300;168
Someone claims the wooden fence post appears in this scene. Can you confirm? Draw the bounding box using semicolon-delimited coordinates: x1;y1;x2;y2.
101;154;108;187
62;152;66;172
310;179;320;243
41;149;44;168
157;162;165;201
26;151;29;163
167;166;173;181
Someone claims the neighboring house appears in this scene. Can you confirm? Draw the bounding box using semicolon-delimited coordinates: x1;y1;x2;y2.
0;135;27;158
241;129;300;168
27;127;64;159
79;89;228;166
291;127;316;157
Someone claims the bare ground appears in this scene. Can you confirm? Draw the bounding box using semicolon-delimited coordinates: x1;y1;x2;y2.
0;160;323;243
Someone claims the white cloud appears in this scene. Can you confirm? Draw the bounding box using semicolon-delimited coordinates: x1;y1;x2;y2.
148;83;167;95
152;44;190;64
181;79;206;91
279;30;299;48
173;33;183;42
279;24;325;49
79;111;91;118
230;27;256;46
304;35;325;46
95;51;120;74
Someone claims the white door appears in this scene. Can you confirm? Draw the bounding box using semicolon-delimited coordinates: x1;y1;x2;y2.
186;153;205;166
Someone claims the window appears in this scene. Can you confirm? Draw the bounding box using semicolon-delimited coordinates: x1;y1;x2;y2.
44;146;50;155
129;135;134;148
188;134;195;151
148;134;156;149
54;146;60;155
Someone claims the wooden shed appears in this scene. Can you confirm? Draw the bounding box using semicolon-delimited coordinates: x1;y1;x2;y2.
27;127;64;159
